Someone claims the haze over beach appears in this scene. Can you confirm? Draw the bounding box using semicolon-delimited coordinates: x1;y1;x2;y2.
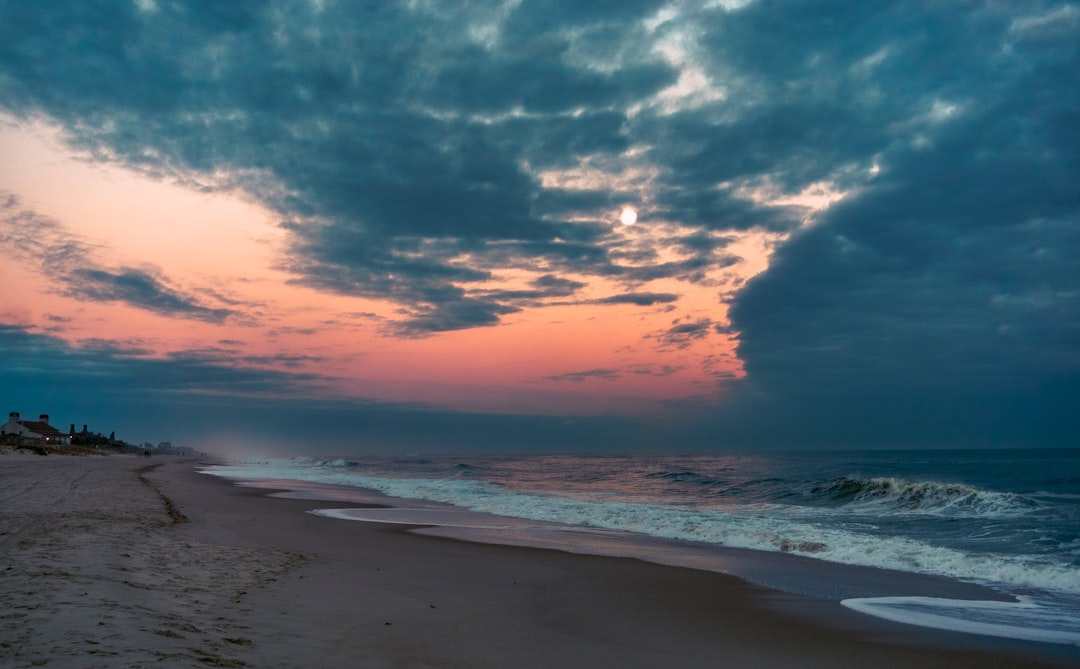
2;0;1077;452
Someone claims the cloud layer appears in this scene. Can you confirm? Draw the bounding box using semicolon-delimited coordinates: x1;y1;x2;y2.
1;193;236;322
2;0;1078;448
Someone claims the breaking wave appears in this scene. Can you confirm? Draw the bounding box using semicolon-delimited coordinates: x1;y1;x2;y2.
809;476;1039;517
201;459;1080;597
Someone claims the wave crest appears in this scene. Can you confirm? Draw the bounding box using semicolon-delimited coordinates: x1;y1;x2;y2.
811;477;1037;516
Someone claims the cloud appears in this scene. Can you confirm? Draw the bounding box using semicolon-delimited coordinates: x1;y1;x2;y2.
64;267;233;323
630;364;683;377
719;0;1080;446
545;362;686;383
592;292;680;306
77;338;154;356
164;347;323;370
0;193;237;323
0;323;328;401
545;368;622;383
530;273;587;296
472;279;585;304
655;318;714;350
0;323;658;451
395;297;521;337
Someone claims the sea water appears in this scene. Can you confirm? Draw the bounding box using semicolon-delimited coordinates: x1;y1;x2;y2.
202;448;1080;646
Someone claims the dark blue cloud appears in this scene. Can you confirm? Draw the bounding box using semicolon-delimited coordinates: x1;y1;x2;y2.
65;268;233;323
593;292;680;306
0;323;327;405
722;1;1080;447
655;318;714;350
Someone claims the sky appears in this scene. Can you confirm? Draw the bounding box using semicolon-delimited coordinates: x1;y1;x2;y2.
1;0;1078;453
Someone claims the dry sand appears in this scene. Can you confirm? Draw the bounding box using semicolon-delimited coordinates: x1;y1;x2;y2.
1;452;1075;668
1;452;304;668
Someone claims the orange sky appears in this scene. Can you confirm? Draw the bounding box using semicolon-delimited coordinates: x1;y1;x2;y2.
0;115;814;417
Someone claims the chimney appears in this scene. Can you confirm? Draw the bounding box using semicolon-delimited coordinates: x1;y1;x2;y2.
83;424;88;433
9;412;19;423
39;414;49;425
70;424;76;436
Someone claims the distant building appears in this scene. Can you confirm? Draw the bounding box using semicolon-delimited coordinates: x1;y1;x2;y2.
69;423;116;446
1;412;70;445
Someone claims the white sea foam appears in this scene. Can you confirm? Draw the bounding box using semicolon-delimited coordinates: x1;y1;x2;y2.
841;596;1080;646
201;460;1080;598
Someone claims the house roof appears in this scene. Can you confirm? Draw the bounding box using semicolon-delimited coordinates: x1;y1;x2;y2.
20;421;65;437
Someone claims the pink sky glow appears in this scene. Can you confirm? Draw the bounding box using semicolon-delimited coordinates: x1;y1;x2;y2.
2;116;799;416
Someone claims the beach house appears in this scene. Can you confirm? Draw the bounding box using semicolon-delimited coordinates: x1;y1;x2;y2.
1;412;70;444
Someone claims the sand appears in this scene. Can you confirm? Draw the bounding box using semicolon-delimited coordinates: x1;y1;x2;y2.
1;452;1076;668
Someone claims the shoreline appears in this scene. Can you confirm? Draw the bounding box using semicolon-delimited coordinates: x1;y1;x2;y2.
2;453;1076;667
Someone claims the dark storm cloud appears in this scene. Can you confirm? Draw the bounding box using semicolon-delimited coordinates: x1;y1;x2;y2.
428;43;673;115
502;0;669;33
0;194;237;322
718;2;1080;447
633;3;1033;233
499;112;632;171
0;0;695;334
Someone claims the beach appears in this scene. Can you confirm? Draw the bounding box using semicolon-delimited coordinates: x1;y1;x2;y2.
1;452;1075;668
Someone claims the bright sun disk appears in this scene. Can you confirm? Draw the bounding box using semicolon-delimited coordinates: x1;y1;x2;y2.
620;207;638;225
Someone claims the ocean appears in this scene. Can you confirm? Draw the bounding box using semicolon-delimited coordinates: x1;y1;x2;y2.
202;448;1080;647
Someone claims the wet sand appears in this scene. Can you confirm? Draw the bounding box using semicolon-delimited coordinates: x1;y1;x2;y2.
1;452;1075;668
